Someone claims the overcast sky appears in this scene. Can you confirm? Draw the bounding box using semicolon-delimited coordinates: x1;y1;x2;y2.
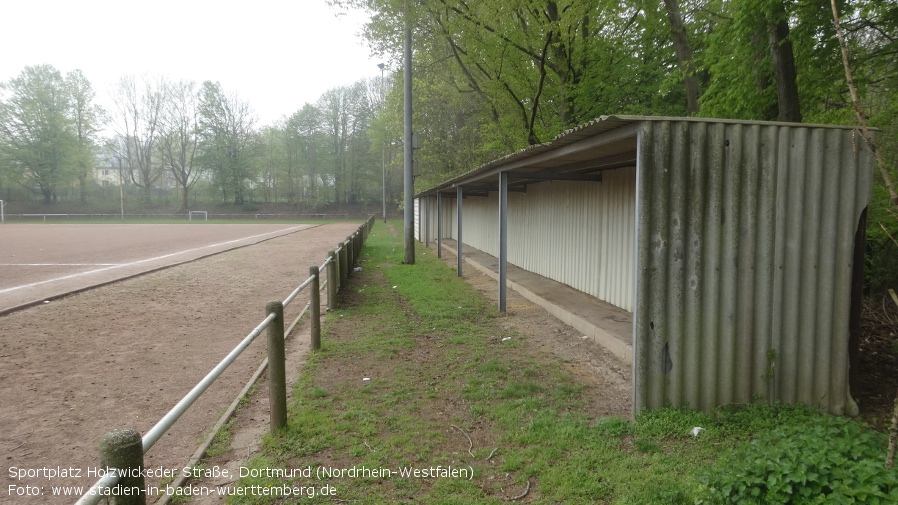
0;0;382;127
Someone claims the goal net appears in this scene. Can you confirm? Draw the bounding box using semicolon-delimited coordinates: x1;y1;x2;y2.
188;210;208;221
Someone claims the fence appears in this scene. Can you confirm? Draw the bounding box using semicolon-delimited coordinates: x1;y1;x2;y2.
6;212;364;222
75;215;376;505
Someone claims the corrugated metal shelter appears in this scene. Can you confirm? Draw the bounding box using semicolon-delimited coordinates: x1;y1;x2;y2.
415;115;874;416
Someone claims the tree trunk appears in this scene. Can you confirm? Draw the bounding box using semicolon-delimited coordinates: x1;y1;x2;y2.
663;0;701;114
78;174;87;204
767;3;801;122
180;186;189;213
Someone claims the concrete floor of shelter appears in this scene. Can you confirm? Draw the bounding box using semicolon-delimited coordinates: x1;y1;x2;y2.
432;238;633;364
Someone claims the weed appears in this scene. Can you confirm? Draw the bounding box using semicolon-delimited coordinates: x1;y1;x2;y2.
204;419;233;458
696;415;898;503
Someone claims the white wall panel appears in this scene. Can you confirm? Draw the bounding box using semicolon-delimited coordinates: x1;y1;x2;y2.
448;167;636;311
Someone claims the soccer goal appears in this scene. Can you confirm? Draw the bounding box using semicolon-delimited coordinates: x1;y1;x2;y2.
188;210;208;221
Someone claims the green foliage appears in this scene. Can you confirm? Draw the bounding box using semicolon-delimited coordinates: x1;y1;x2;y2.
196;81;258;205
0;65;101;203
5;0;898;221
697;415;898;504
866;184;898;293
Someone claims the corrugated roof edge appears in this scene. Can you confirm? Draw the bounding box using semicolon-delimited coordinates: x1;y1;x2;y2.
414;114;875;197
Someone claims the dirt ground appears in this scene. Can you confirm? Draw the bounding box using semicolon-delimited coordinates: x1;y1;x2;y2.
0;222;362;504
442;248;634;418
0;223;312;313
857;293;898;430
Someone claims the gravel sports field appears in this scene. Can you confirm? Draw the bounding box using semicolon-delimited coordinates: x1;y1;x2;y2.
0;222;362;503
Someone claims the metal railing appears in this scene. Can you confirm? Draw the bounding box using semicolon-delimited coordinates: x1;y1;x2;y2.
75;215;376;505
6;212;370;222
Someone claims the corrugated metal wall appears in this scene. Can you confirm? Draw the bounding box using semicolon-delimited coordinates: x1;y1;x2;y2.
435;167;637;311
416;196;443;242
634;120;873;415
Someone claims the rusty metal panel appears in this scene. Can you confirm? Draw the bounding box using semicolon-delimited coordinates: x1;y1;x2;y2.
634;120;873;416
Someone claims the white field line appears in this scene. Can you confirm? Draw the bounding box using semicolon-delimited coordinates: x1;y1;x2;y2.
0;263;120;266
0;226;305;295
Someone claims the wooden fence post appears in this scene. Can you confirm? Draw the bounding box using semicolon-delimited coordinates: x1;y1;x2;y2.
266;300;287;432
310;266;321;351
326;251;337;310
340;241;349;285
100;428;145;505
347;235;355;274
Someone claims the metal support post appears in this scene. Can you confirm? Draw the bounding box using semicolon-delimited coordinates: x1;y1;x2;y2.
437;193;442;258
456;186;463;276
499;171;508;312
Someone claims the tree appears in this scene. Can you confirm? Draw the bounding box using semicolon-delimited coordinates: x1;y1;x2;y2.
335;0;692;154
158;80;201;212
66;70;104;203
317;85;360;204
662;0;701;114
287;104;324;204
197;81;258;205
0;65;79;203
111;75;166;203
766;0;802;122
258;124;286;203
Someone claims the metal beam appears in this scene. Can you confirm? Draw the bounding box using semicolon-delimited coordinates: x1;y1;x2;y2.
546;152;637;173
508;172;603;182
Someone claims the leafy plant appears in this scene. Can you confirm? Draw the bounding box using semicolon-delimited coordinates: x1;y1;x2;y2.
697;415;898;504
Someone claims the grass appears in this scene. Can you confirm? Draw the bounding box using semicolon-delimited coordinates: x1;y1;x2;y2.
226;220;891;504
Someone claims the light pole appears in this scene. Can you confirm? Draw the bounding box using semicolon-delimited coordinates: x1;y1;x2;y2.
117;157;125;220
403;18;414;264
378;63;387;223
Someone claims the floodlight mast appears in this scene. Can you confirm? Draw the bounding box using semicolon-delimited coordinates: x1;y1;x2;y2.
378;62;387;224
403;15;414;264
118;157;125;220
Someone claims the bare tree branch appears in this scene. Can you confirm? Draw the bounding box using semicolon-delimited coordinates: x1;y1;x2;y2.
831;0;898;207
